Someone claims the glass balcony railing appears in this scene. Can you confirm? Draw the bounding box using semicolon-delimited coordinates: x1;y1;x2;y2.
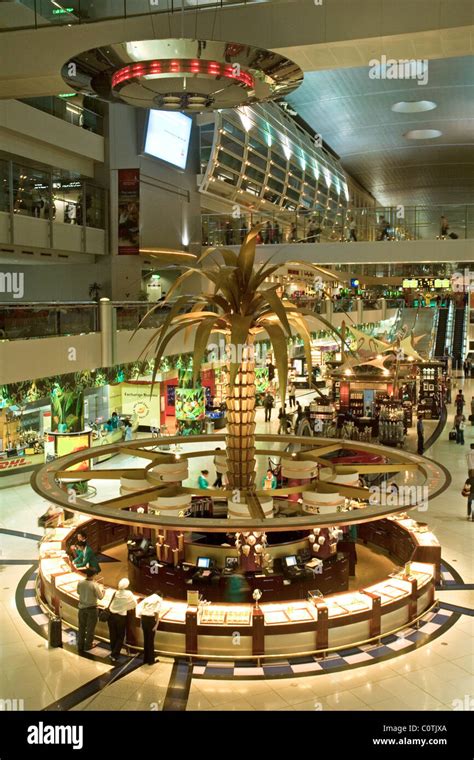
0;301;181;340
0;298;401;341
201;206;474;246
20;96;104;136
0;0;272;31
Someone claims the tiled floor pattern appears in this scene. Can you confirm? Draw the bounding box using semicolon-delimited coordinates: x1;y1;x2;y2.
1;383;473;710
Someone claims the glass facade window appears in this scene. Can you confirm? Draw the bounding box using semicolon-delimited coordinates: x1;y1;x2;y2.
84;184;105;229
221;135;244;156
270;164;285;182
12;164;50;219
271;151;287;170
222;120;245;143
247;151;266;171
0;160;9;213
218;151;242;173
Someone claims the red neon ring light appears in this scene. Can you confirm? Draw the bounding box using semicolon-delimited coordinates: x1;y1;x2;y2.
111;59;255;90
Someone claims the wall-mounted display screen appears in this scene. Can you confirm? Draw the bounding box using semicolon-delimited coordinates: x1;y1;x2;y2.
144;110;192;169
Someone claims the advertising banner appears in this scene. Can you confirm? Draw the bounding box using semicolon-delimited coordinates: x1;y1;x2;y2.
175;388;205;421
118;168;140;255
121;382;160;429
55;431;92;472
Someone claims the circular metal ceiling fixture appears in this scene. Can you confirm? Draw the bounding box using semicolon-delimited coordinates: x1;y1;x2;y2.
61;38;303;112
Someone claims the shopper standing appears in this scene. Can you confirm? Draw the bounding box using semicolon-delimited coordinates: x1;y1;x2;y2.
213;448;223;488
278;405;290;434
107;578;136;662
262;469;277;489
454;411;466;445
77;568;104;654
461;475;474;521
198;470;209;489
136;593;162;665
288;382;296;408
417;416;424;455
263;392;274;422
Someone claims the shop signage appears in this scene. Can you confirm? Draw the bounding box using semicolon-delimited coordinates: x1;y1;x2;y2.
0;457;32;470
118;168;140;255
402;278;418;288
122;382;160;427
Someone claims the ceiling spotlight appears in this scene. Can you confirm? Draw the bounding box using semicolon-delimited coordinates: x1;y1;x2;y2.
404;129;442;139
392;101;437;113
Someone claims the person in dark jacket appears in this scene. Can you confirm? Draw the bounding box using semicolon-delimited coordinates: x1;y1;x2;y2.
417;416;424;455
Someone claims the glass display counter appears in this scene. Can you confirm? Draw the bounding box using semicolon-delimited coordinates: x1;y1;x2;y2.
37;517;439;659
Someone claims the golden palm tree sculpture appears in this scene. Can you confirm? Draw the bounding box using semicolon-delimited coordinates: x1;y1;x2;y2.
137;228;345;499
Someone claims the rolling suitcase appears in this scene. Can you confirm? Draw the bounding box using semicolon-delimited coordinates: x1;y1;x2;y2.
48;616;63;648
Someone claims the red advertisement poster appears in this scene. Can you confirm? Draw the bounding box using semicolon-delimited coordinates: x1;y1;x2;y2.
118;168;140;254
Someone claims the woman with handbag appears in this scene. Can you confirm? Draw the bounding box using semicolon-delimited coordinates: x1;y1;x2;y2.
136;593;162;665
461;476;474;520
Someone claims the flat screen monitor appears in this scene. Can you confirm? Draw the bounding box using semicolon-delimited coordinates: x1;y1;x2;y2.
285;555;298;567
144;110;192;169
139;538;150;552
225;557;239;570
197;557;211;569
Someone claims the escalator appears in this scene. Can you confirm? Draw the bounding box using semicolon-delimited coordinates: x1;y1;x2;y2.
452;307;467;369
434;308;449;357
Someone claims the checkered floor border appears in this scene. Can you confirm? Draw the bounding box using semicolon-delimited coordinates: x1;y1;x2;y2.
191;607;458;680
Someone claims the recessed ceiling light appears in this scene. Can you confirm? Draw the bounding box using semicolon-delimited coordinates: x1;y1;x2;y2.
392;100;437;113
404;129;442;139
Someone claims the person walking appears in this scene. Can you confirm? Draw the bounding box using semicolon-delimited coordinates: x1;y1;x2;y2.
348;215;357;242
77;568;104;655
107;578;137;662
136;593;162;665
213;448;223;488
440;215;449;238
263;391;274;422
224;221;233;245
466;443;474;477
290;223;297;242
455;390;465;415
471;397;474;426
278;405;290;434
454;411;466;445
288;382;296;408
273;221;281;244
417;415;424;455
461;475;474;520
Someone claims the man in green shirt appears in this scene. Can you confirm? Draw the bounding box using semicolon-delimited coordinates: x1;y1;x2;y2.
198;470;209;489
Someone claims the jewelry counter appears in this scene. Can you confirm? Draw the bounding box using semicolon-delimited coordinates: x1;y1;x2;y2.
37;516;438;660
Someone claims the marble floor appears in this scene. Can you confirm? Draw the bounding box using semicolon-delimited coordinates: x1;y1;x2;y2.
0;381;472;712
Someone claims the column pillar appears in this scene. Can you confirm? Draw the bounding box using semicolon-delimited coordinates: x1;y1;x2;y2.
100;297;115;367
